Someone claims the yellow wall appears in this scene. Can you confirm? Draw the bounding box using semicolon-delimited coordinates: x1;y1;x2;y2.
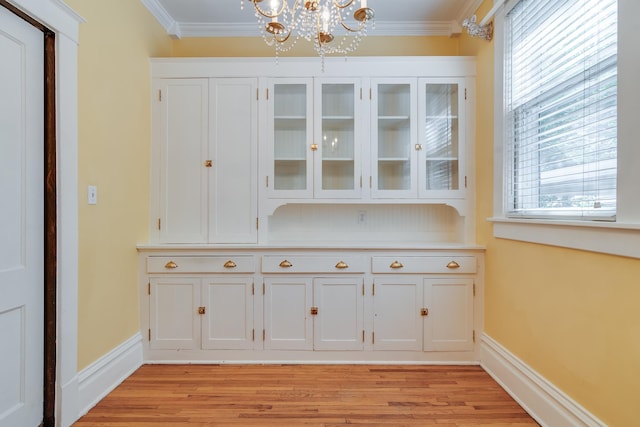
461;1;640;425
66;0;172;370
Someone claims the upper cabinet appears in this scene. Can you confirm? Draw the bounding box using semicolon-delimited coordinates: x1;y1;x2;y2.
149;57;476;245
151;77;258;244
266;77;363;199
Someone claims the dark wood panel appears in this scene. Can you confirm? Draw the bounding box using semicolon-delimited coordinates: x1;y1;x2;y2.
73;364;539;426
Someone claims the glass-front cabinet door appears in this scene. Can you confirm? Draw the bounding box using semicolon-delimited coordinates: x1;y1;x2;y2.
314;78;362;198
371;78;418;198
268;79;314;198
418;78;466;198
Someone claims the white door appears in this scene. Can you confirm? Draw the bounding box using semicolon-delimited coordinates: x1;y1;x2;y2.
263;278;313;350
0;6;44;427
423;278;474;352
372;278;422;351
313;278;363;351
201;277;254;350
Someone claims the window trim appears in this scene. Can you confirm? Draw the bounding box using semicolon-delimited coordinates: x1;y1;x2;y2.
492;0;640;259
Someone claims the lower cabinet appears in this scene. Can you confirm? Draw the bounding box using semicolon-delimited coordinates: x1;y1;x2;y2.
149;276;254;351
141;250;483;361
264;277;364;351
372;277;474;352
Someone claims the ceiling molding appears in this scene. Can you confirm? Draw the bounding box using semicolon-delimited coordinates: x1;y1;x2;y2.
140;0;180;38
177;20;461;38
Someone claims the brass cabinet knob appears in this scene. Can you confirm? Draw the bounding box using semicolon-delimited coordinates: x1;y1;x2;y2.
335;261;349;269
204;160;213;167
415;144;422;151
164;261;178;269
310;306;318;315
446;261;460;269
223;260;237;268
421;308;429;316
279;260;293;268
198;306;206;315
390;260;404;269
310;143;318;151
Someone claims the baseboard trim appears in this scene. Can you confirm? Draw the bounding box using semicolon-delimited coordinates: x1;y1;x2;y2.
76;333;144;418
480;333;605;427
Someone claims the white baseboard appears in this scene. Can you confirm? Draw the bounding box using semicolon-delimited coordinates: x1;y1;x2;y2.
76;333;144;419
480;333;605;427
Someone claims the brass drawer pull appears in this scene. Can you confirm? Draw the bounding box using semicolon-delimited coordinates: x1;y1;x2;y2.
335;261;349;269
390;260;404;269
446;261;460;269
223;260;237;268
310;306;318;315
164;261;178;269
279;260;293;268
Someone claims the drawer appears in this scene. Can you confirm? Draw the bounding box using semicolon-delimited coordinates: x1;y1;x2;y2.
371;256;476;274
147;256;255;274
262;255;366;274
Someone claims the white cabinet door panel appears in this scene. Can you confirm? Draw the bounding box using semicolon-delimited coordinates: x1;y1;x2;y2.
209;78;258;243
150;278;199;350
264;278;313;350
313;278;363;351
423;278;474;352
372;278;422;351
202;277;254;350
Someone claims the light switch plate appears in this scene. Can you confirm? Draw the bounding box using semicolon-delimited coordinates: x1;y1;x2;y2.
88;185;97;205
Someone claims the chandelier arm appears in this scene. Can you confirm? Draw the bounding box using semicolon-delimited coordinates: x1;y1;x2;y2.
340;18;365;33
332;0;356;10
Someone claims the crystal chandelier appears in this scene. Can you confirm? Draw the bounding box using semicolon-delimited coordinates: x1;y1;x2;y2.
241;0;375;58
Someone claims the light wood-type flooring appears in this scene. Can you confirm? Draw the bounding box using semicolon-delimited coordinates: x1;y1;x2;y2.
73;364;539;426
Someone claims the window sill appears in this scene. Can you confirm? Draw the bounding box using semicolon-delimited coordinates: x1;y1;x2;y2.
488;217;640;259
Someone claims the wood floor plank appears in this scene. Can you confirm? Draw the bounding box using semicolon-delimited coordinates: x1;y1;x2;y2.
73;364;539;426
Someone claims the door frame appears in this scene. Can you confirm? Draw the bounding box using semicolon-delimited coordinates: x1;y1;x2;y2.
0;2;57;426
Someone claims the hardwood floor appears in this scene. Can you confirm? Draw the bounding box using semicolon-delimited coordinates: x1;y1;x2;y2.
73;364;539;426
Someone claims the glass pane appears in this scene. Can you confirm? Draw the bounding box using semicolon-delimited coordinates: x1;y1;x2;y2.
424;84;459;190
322;84;355;190
377;84;411;190
273;84;307;190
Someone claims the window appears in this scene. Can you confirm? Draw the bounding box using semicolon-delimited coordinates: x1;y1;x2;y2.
503;0;617;220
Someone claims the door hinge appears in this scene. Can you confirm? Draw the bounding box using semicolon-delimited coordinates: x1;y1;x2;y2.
360;176;363;188
266;88;269;101
148;329;151;341
464;88;467;100
252;329;255;341
256;88;259;101
473;330;476;343
147;282;150;295
252;283;255;295
369;88;372;100
473;283;476;297
158;89;162;102
372;331;375;345
360;87;362;100
362;330;365;342
266;176;269;188
256;217;259;230
372;283;375;296
262;282;265;295
362;282;365;296
157;218;161;230
465;176;468;188
369;176;372;189
263;329;266;341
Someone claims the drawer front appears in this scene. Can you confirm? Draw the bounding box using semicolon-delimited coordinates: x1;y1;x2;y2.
262;255;366;274
371;256;476;274
147;256;255;274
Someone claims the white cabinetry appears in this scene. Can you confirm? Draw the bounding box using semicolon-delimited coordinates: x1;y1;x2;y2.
151;78;257;244
266;77;363;199
146;256;256;352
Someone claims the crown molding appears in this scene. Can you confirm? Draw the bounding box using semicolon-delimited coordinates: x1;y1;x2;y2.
140;0;180;38
456;0;485;24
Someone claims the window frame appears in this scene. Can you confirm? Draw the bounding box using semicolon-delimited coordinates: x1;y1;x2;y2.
491;0;640;259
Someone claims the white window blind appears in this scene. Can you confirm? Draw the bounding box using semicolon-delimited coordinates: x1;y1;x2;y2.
504;0;617;219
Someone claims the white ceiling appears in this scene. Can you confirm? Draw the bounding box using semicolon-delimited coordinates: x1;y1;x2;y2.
141;0;484;38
